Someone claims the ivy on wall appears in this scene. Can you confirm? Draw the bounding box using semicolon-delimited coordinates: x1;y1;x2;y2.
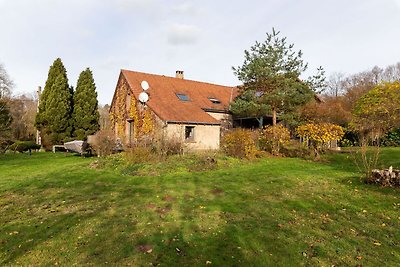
110;76;156;142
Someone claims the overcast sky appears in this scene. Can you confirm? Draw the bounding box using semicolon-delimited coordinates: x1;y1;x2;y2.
1;0;400;104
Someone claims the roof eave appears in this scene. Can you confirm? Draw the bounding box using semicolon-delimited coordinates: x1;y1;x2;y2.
166;120;221;126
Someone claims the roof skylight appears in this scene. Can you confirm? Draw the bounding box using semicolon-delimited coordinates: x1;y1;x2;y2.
176;93;190;101
208;98;221;104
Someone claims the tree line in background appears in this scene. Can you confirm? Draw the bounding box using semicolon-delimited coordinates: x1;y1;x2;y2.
301;62;400;145
35;58;100;148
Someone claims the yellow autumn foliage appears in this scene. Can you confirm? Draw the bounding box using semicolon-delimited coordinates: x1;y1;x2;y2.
296;123;344;147
222;129;257;159
259;125;290;155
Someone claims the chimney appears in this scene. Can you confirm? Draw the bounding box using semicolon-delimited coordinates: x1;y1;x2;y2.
175;70;184;79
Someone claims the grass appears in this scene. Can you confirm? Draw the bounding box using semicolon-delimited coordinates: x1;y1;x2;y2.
0;150;399;266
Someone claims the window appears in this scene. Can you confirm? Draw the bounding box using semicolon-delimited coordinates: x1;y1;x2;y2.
176;93;190;101
185;126;195;141
208;97;221;104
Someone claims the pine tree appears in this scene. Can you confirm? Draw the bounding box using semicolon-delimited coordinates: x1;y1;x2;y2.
72;68;99;139
35;58;69;130
232;28;325;126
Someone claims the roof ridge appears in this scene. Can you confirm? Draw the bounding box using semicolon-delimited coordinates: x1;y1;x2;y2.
121;69;236;89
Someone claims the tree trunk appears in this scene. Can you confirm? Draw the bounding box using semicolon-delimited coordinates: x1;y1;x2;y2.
256;116;264;129
272;108;277;126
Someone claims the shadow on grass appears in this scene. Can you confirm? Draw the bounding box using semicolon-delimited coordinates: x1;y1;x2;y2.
1;152;399;265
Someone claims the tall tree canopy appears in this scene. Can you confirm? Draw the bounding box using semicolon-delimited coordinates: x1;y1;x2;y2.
0;98;12;141
232;28;325;126
352;81;400;136
0;63;13;98
35;58;69;130
35;58;72;145
72;68;100;139
0;63;13;146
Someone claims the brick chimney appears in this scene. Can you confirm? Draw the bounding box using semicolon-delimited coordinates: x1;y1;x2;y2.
175;70;184;79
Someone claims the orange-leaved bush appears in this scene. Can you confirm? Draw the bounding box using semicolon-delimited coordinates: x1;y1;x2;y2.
222;129;257;159
259;125;290;155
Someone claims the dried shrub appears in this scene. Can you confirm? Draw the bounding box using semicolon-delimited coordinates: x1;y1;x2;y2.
221;129;257;159
259;125;290;155
187;154;218;172
157;136;184;156
124;146;158;165
89;130;116;157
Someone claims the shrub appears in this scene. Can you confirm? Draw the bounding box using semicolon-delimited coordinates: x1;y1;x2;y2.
382;128;400;147
0;140;13;154
157;136;184;156
89;130;116;157
296;122;344;160
280;140;311;158
221;129;257;159
124;146;158;165
259;125;290;155
9;141;40;153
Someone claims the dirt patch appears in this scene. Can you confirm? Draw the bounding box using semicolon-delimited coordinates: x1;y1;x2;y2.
210;188;224;195
89;161;100;169
137;244;153;253
162;195;175;202
145;203;156;210
156;206;172;214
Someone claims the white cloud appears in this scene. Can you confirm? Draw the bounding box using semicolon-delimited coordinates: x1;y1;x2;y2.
171;2;197;15
167;24;200;45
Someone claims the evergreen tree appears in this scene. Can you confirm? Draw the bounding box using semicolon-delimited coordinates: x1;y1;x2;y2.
232;28;325;126
72;68;99;139
35;58;72;145
45;73;72;144
35;58;69;130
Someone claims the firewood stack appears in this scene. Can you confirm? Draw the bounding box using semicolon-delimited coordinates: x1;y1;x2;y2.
367;166;400;187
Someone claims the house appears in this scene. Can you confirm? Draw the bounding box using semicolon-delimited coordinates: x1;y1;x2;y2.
109;69;238;150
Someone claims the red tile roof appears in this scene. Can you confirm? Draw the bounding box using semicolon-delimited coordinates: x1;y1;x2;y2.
121;69;238;125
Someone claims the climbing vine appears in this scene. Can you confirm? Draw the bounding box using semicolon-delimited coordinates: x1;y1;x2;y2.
115;82;127;136
141;109;154;135
110;77;156;142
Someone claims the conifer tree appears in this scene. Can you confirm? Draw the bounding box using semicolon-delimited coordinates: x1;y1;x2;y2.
35;58;72;145
72;68;99;139
232;28;325;127
45;73;73;144
35;58;69;130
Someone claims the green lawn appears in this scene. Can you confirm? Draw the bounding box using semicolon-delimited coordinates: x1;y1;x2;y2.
0;150;399;266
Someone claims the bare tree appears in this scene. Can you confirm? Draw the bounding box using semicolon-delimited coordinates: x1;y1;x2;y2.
381;62;400;82
0;63;13;98
326;72;346;97
9;93;38;140
99;104;111;130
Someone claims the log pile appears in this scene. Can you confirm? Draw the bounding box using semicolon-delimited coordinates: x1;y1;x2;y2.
367;166;400;187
